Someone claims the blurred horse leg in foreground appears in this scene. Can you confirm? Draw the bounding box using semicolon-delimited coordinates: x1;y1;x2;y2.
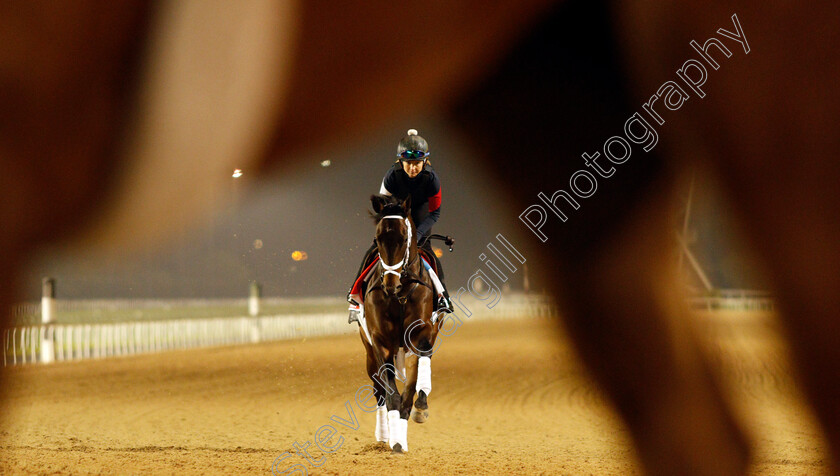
0;0;296;314
0;0;553;313
0;0;152;321
453;2;751;473
616;1;840;470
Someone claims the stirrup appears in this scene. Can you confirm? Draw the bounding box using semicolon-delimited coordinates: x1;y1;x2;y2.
431;297;452;326
347;292;362;325
436;295;453;314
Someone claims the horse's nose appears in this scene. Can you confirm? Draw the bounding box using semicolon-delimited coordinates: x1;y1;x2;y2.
394;283;402;294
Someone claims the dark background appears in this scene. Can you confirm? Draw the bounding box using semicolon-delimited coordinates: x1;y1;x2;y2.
19;117;761;301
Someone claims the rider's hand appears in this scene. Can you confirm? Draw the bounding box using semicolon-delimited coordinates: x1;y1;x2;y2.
416;232;424;245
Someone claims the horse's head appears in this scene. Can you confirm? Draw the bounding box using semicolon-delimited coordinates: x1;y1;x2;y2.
370;194;413;296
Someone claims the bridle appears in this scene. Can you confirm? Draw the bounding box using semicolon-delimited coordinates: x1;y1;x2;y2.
378;215;412;279
373;213;434;307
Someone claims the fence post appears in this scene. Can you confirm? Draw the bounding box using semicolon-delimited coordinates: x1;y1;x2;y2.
41;277;56;363
249;281;261;317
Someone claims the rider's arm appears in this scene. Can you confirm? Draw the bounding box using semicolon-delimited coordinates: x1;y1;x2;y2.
416;173;441;238
379;180;391;196
379;165;396;196
417;206;440;238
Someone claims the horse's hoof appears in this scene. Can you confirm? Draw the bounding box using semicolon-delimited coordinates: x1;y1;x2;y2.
391;443;404;454
411;408;429;423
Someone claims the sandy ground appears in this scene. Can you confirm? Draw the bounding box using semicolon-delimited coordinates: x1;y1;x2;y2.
0;311;827;475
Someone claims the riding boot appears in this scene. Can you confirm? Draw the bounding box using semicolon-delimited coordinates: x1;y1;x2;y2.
348;242;378;325
436;289;454;314
347;293;361;325
348;308;361;325
423;242;453;315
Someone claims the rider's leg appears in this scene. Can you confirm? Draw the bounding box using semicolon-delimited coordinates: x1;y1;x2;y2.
348;241;378;323
356;241;379;280
349;241;378;301
421;241;452;313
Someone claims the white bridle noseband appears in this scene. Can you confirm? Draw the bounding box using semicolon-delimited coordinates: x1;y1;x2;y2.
379;215;412;278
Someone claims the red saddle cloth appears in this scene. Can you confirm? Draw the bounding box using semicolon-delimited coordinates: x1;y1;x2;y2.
350;256;380;297
419;248;438;274
350;251;437;299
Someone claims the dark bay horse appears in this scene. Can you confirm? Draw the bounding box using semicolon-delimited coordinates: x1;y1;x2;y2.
361;194;440;453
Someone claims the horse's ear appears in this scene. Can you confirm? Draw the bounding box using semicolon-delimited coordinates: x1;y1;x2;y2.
402;195;411;215
371;194;385;214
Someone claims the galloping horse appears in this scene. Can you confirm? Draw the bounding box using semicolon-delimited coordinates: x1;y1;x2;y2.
359;194;441;453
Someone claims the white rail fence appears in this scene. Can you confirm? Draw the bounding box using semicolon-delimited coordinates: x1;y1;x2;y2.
8;297;345;325
3;292;774;367
2;295;558;367
686;289;775;312
2;314;351;367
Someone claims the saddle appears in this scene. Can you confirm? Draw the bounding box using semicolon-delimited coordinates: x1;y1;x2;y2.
419;248;440;275
350;249;440;304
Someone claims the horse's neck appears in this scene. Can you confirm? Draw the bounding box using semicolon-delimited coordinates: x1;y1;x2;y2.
406;242;421;275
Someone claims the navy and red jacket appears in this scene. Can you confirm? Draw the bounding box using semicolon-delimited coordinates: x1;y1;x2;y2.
379;162;442;240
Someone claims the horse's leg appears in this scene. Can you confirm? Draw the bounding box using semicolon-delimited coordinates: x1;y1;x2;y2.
404;309;437;424
550;186;749;476
615;2;840;467
369;337;406;452
411;354;432;424
415;370;430;410
706;146;840;471
401;352;424;423
383;355;408;453
364;340;389;444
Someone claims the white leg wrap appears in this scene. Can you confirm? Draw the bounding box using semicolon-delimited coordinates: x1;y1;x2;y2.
387;410;408;451
416;356;432;395
375;405;389;442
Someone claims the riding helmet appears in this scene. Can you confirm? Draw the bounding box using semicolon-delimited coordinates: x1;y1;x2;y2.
396;129;430;160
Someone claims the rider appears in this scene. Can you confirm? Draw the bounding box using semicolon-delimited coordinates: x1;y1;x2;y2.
348;129;454;324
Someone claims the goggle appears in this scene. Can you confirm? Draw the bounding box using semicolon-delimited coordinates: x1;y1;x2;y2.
398;150;430;160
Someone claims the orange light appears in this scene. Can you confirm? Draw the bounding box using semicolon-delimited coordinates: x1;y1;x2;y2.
433;247;443;258
291;251;308;261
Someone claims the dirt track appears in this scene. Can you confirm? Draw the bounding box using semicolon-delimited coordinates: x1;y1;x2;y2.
0;311;827;475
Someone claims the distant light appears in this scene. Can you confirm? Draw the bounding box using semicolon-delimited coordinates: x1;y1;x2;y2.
291;250;308;261
253;239;263;250
320;160;331;167
232;169;243;178
433;247;443;258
